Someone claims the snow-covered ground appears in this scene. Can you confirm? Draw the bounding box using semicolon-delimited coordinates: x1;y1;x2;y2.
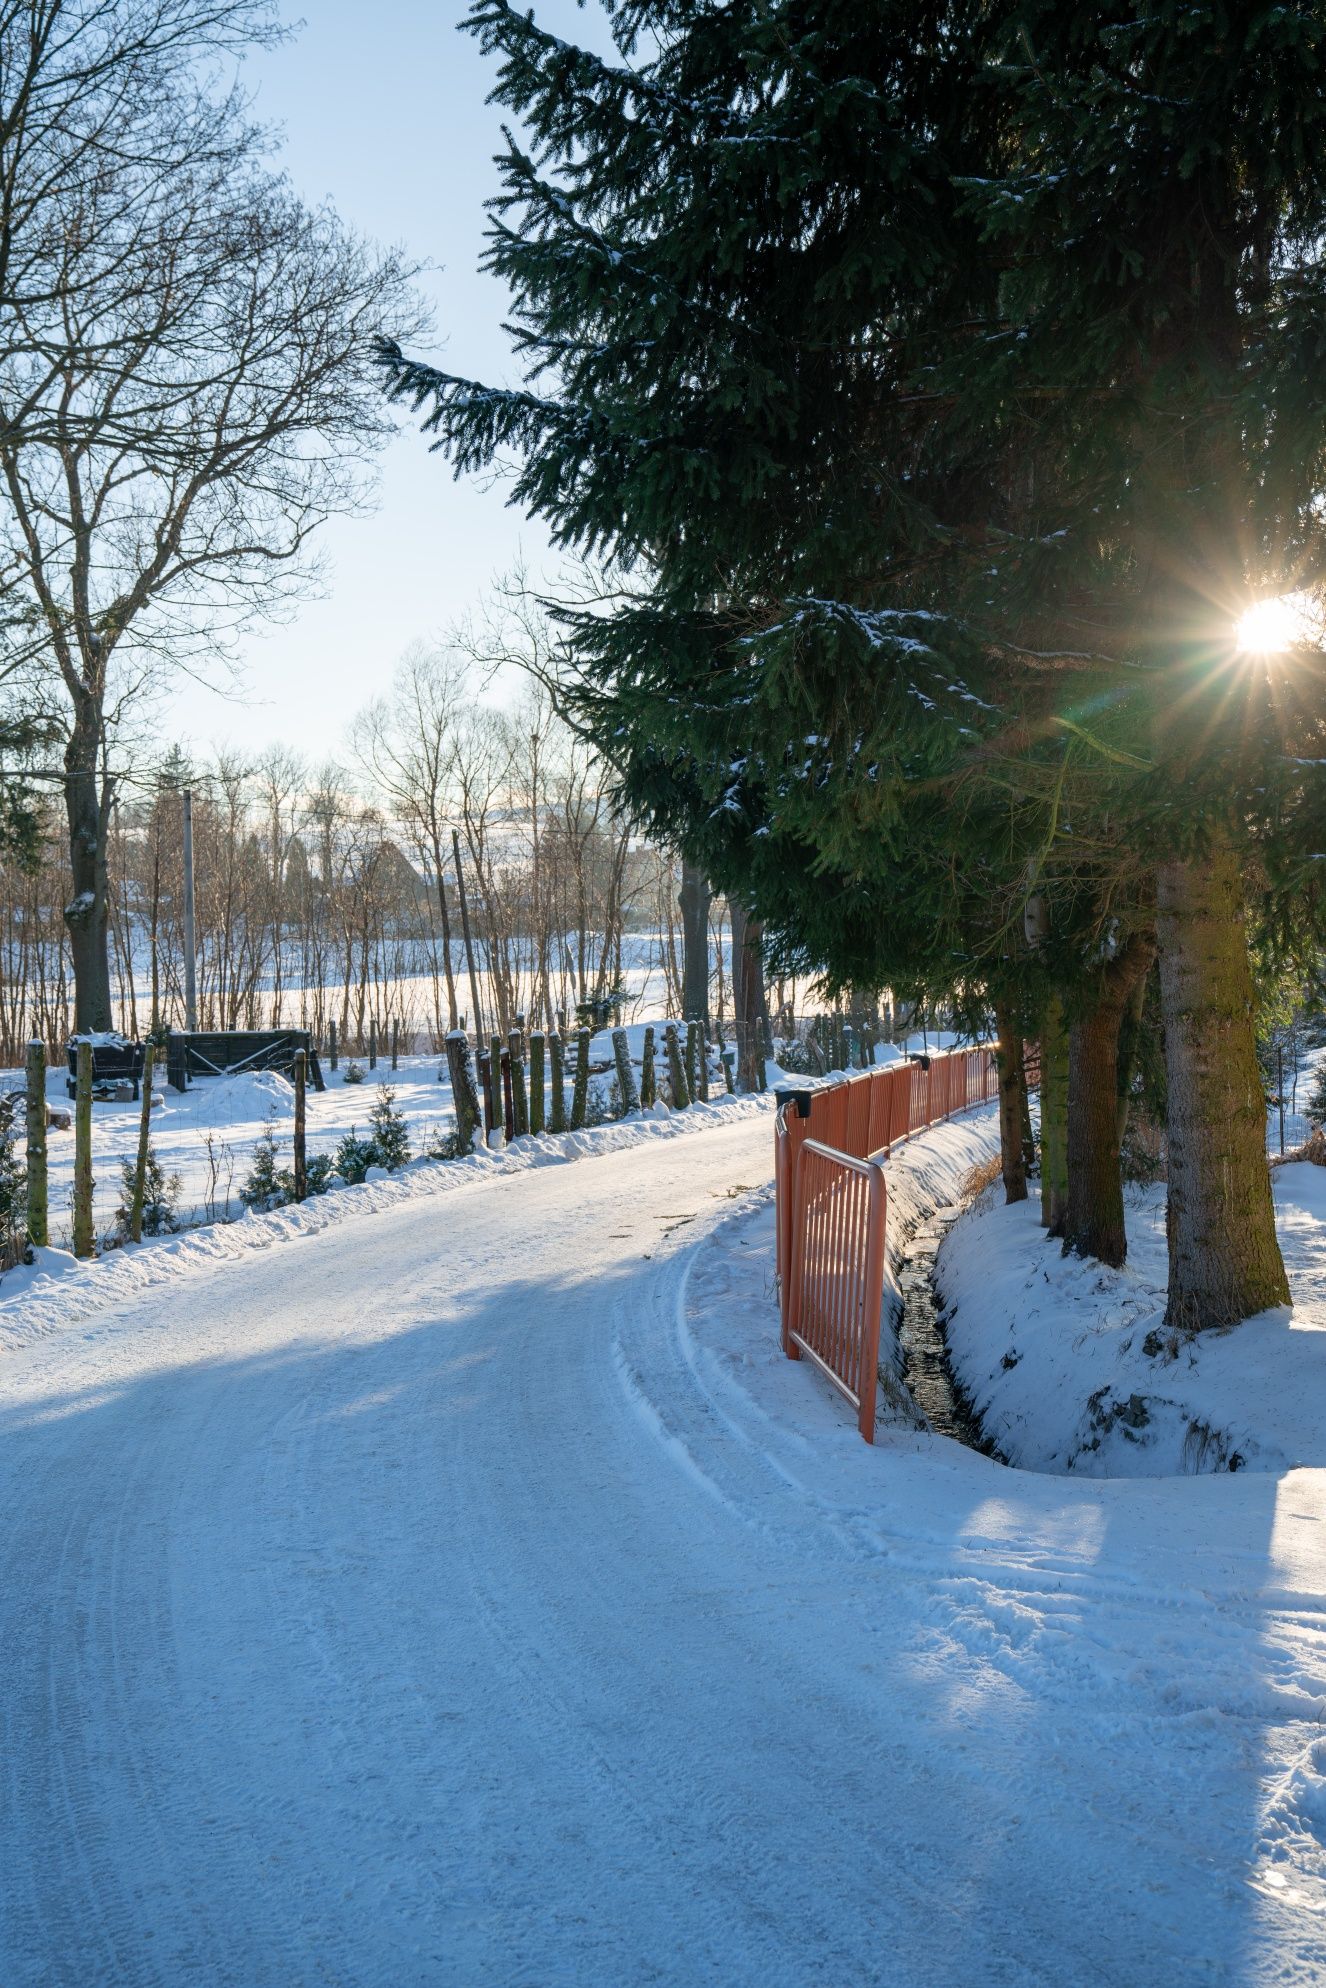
3;1024;943;1251
3;1102;1326;1983
9;1025;730;1247
938;1166;1326;1478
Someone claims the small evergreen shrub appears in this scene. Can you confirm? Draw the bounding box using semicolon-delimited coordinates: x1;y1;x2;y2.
342;1060;366;1085
116;1144;183;1237
1306;1062;1326;1126
302;1153;337;1196
0;1098;27;1270
241;1117;287;1211
333;1128;377;1185
368;1084;411;1170
775;1034;817;1076
423;1121;467;1161
581;1085;612;1129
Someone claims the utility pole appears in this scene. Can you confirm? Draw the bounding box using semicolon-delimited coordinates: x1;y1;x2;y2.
182;789;198;1031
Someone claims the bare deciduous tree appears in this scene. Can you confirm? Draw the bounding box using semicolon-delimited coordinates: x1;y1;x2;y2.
0;0;424;1025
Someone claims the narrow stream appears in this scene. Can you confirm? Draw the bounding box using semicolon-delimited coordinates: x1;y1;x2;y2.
895;1206;1004;1460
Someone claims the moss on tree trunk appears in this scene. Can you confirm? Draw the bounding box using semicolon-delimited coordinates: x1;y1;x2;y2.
1061;935;1153;1269
993;1005;1028;1204
1157;840;1289;1330
1040;997;1068;1233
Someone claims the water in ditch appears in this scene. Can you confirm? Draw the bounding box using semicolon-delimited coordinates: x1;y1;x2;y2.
895;1206;1004;1460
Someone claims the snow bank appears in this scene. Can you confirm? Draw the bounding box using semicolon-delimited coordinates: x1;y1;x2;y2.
629;1129;1326;1952
938;1164;1326;1476
0;1091;772;1356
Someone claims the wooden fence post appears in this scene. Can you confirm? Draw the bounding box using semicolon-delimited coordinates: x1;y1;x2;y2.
665;1023;691;1108
72;1040;94;1258
329;1018;338;1071
292;1048;308;1202
128;1043;157;1242
488;1032;506;1147
25;1039;47;1249
611;1026;639;1114
445;1029;481;1154
640;1025;656;1107
368;1019;377;1070
508;1029;529;1136
549;1031;568;1133
391;1019;400;1071
570;1026;592;1129
684;1019;699;1102
528;1030;546;1135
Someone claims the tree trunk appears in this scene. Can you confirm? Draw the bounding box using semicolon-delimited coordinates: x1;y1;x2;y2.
1157;842;1289;1330
64;728;113;1032
1062;936;1155;1268
1116;968;1149;1150
993;1004;1028;1204
452;827;484;1041
1063;1010;1127;1266
730;900;767;1093
679;862;711;1027
1040;996;1069;1232
430;829;460;1031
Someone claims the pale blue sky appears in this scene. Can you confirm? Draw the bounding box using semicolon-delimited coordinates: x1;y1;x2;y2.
169;0;608;761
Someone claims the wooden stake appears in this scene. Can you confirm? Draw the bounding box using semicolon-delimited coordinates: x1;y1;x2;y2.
640;1026;656;1107
128;1043;157;1242
444;1029;482;1153
528;1031;546;1135
488;1033;506;1147
292;1048;308;1201
549;1032;567;1133
508;1029;529;1136
72;1040;95;1259
665;1023;690;1108
25;1039;47;1249
570;1026;592;1129
611;1027;638;1114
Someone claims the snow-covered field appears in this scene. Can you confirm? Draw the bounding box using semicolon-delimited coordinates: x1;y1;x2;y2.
938;1166;1326;1477
5;1024;940;1251
3;1100;1326;1982
10;1023;728;1247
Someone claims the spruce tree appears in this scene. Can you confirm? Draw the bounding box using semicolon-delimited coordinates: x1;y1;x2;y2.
383;0;1326;1323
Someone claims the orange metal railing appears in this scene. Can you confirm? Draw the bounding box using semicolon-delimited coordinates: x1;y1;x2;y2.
785;1140;888;1443
774;1045;1000;1443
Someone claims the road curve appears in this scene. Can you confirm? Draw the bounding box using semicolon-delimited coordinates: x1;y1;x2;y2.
1;1113;1322;1986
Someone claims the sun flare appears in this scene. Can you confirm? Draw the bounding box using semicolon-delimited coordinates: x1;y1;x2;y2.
1236;594;1312;655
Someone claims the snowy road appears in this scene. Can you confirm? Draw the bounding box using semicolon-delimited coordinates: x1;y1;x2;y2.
3;1113;1326;1985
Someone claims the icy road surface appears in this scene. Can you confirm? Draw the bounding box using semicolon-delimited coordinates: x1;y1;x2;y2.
2;1111;1325;1985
